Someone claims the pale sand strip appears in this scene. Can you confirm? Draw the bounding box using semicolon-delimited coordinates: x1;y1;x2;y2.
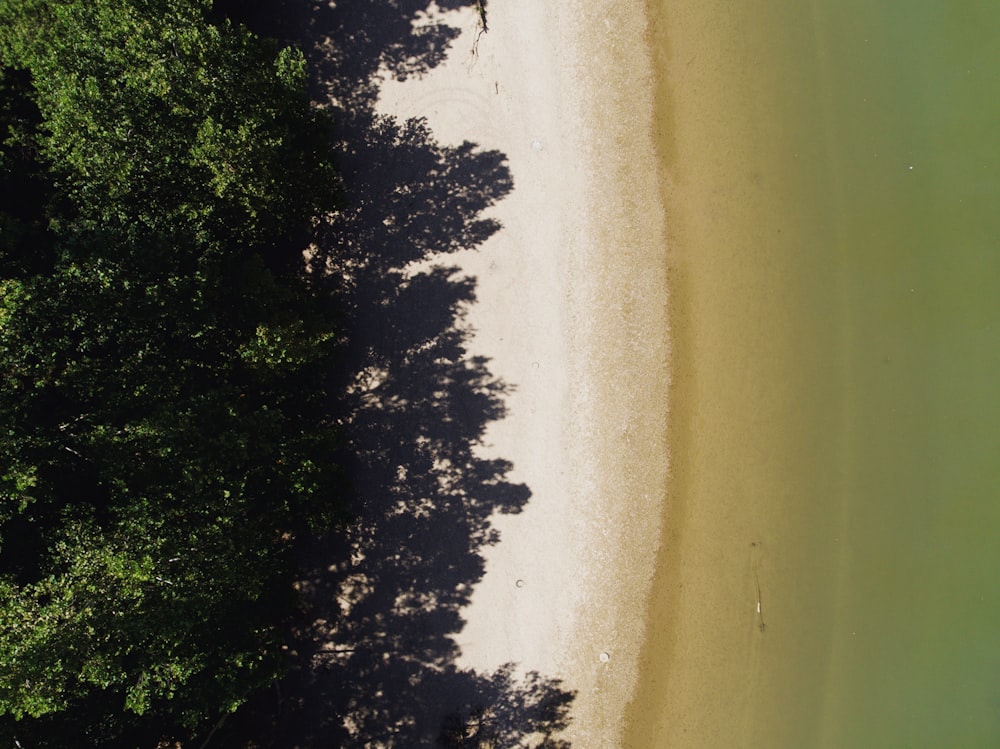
375;1;669;745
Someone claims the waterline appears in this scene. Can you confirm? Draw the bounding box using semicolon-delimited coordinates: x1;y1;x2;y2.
627;0;1000;746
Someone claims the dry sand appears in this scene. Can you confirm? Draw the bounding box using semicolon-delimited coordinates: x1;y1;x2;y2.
374;1;670;744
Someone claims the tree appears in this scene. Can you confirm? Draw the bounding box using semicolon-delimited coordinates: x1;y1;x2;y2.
0;1;343;744
0;0;338;248
0;66;55;278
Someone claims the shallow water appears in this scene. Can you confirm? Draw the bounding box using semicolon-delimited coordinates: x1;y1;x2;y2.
626;0;1000;746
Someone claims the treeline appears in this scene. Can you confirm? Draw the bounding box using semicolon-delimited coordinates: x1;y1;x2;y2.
0;0;344;744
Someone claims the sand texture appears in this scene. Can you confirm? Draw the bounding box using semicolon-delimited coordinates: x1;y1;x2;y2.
265;1;670;745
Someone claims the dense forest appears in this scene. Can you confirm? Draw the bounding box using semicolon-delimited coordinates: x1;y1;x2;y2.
0;0;343;743
0;0;574;746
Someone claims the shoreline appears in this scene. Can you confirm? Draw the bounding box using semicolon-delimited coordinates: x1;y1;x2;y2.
565;0;671;743
622;1;852;745
374;1;668;744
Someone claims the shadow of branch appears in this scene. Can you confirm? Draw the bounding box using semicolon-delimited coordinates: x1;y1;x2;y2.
216;1;577;745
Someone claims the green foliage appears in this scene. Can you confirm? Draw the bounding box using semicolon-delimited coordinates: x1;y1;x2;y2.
0;1;343;744
0;66;55;279
0;0;337;245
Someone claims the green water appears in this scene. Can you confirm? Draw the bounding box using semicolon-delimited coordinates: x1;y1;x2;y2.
627;0;1000;745
810;1;1000;745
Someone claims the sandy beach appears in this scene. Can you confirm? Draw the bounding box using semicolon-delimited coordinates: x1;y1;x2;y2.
314;0;1000;746
370;1;669;744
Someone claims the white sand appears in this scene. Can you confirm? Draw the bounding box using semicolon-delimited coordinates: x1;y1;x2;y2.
374;2;670;744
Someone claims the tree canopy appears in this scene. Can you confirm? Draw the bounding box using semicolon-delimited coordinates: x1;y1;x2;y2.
0;0;343;744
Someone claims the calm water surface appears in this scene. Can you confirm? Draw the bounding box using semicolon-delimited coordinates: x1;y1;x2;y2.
628;0;1000;746
813;1;1000;746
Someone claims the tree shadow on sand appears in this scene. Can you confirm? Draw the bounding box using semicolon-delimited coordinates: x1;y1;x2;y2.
217;1;576;746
